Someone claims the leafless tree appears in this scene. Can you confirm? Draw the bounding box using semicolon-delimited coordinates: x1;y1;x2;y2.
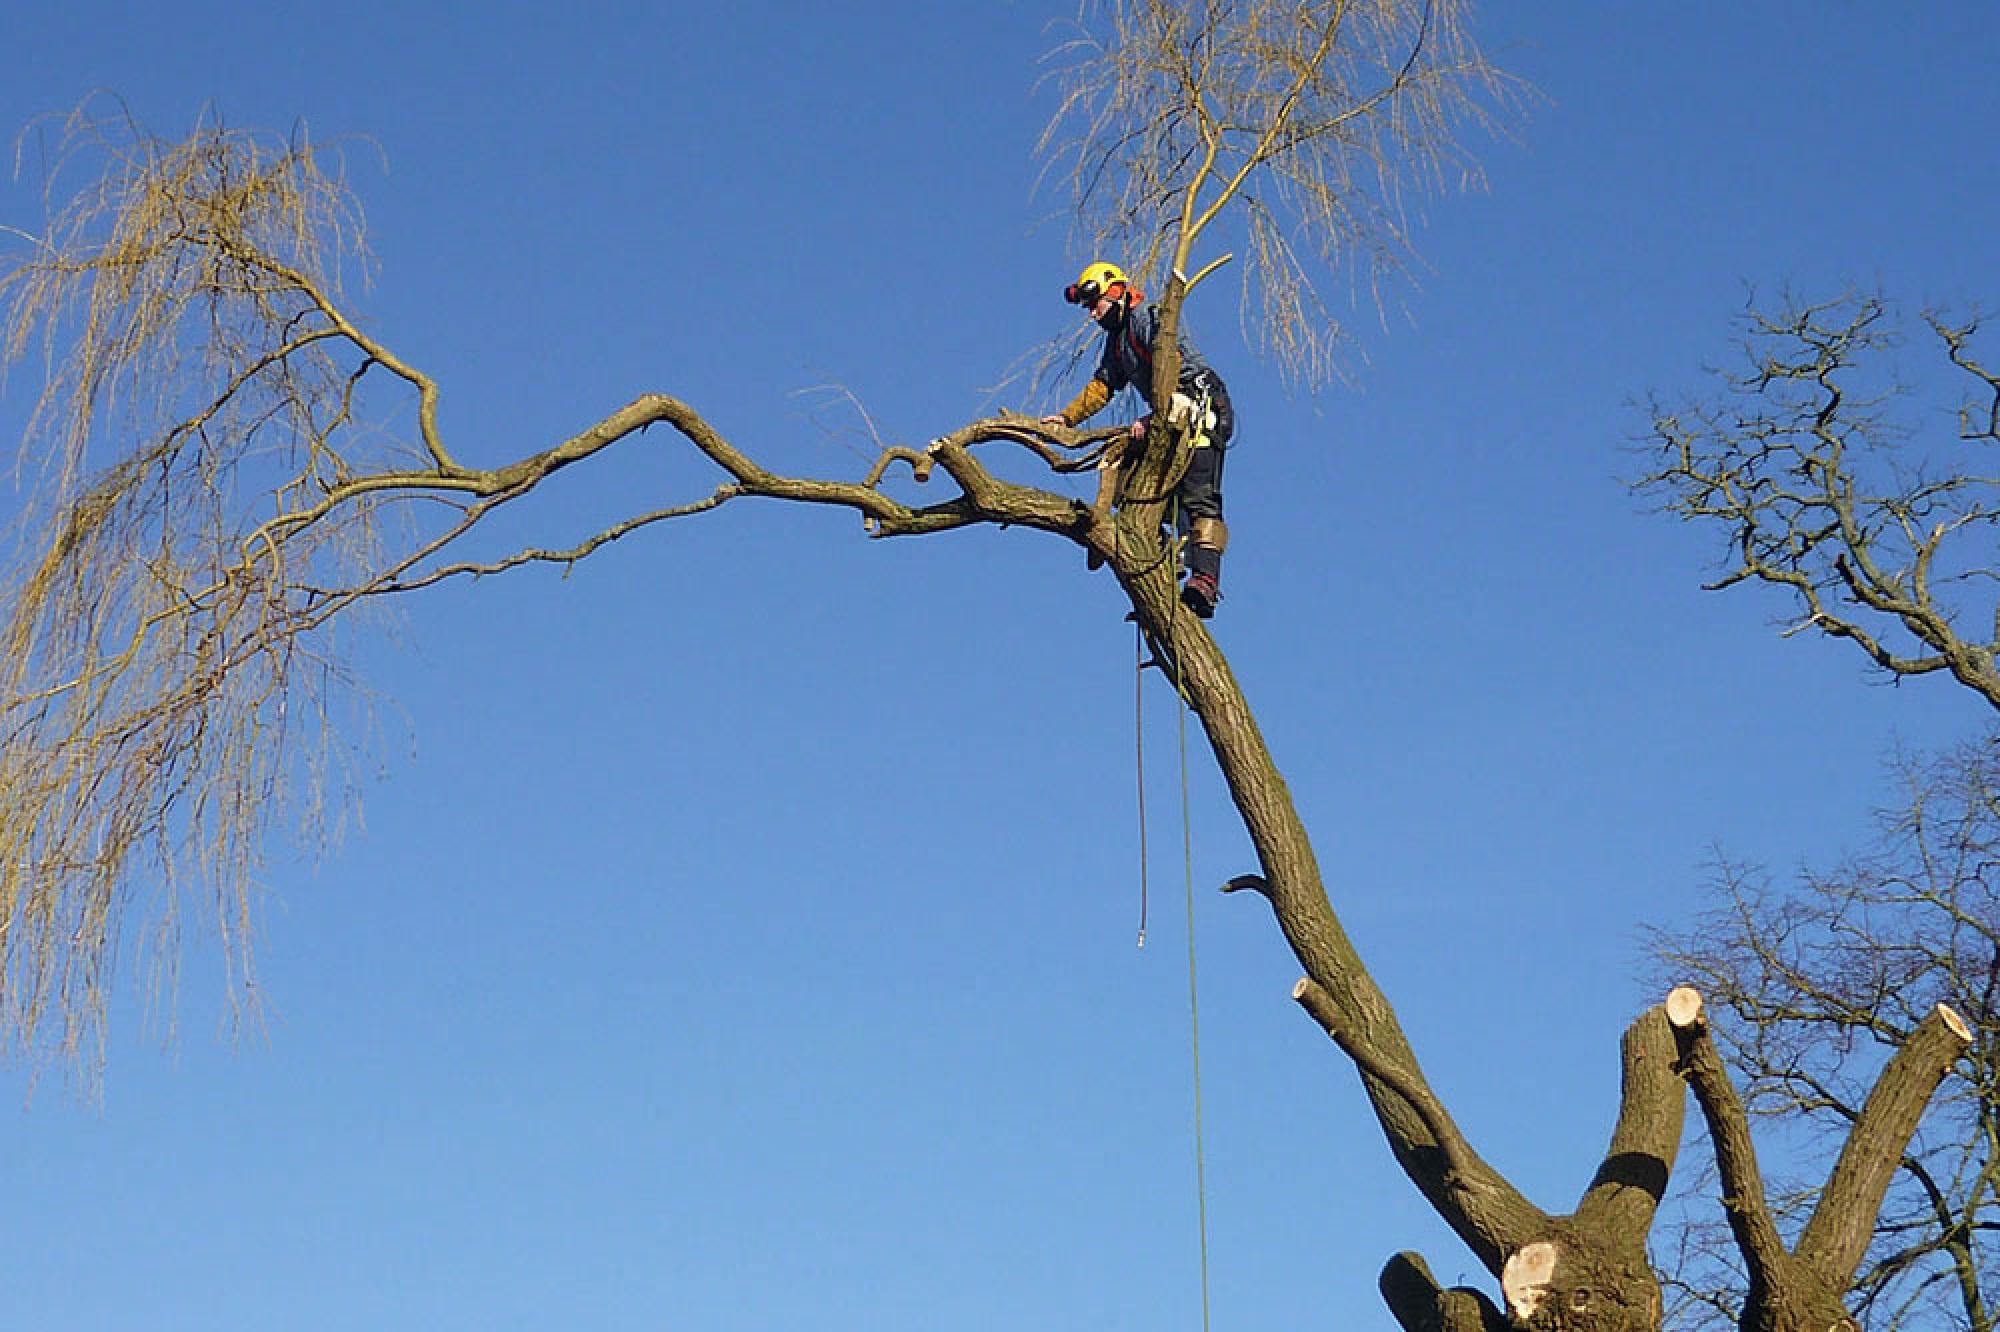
1637;291;1998;1331
1651;740;1998;1332
0;13;1970;1331
1636;293;2000;711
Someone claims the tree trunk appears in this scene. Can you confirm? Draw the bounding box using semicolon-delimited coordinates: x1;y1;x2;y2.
1104;497;1682;1325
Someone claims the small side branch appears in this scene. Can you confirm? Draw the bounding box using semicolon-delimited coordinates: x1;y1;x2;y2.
1294;976;1481;1188
375;490;744;593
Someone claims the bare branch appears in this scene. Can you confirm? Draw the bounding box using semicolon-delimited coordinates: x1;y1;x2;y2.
1667;988;1796;1290
0;109;1123;1065
1637;292;2000;710
1797;1003;1975;1289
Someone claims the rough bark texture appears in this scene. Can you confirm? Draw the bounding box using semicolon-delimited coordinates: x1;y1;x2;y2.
1668;989;1973;1332
1500;1225;1666;1332
1793;1004;1975;1291
1382;1251;1511;1332
1577;1010;1686;1240
1083;284;1687;1318
1113;546;1671;1323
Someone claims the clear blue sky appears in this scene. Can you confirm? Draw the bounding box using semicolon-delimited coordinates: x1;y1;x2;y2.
1;4;1994;1329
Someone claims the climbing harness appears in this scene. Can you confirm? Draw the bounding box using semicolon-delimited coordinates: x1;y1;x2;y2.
1118;388;1213;509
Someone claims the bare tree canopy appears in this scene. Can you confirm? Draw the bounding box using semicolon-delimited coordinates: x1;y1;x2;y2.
1637;293;2000;710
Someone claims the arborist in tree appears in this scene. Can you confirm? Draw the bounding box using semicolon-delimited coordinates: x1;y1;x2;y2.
1041;261;1236;619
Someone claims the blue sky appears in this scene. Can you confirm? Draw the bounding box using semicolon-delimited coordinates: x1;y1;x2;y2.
1;3;1995;1329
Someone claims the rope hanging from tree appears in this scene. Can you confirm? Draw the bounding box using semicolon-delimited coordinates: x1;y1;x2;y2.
1132;609;1215;1332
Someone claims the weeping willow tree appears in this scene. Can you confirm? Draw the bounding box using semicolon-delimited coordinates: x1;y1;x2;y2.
0;9;1973;1330
0;109;394;1061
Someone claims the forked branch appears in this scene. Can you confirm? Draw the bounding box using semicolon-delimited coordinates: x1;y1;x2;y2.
1637;293;2000;710
1667;985;1972;1330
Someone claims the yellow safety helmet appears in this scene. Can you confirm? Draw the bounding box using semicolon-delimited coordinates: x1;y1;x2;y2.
1064;260;1131;307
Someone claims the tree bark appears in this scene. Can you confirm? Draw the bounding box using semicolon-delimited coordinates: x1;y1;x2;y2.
1382;1251;1511;1332
1795;1004;1975;1291
1667;988;1972;1332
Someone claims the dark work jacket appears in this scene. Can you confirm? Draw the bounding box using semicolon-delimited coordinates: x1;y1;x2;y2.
1090;303;1226;410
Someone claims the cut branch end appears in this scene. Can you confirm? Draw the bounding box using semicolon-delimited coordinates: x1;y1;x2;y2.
1500;1240;1559;1320
1666;986;1704;1030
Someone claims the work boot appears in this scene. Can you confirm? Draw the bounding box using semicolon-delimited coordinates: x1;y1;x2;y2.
1181;571;1221;619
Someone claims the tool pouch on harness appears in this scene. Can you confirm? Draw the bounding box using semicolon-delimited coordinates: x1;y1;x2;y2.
1166;389;1217;450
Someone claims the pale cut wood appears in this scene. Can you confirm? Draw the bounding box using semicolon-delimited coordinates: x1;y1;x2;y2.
1501;1240;1558;1320
1666;986;1704;1029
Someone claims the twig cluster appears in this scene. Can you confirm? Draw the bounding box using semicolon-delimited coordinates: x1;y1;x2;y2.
1638;293;2000;710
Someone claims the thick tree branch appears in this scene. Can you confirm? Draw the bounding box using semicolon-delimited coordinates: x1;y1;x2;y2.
1796;1003;1975;1289
1151;583;1552;1274
1667;987;1795;1290
1574;1006;1684;1240
1381;1250;1511;1332
1667;985;1980;1332
1293;975;1488;1189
